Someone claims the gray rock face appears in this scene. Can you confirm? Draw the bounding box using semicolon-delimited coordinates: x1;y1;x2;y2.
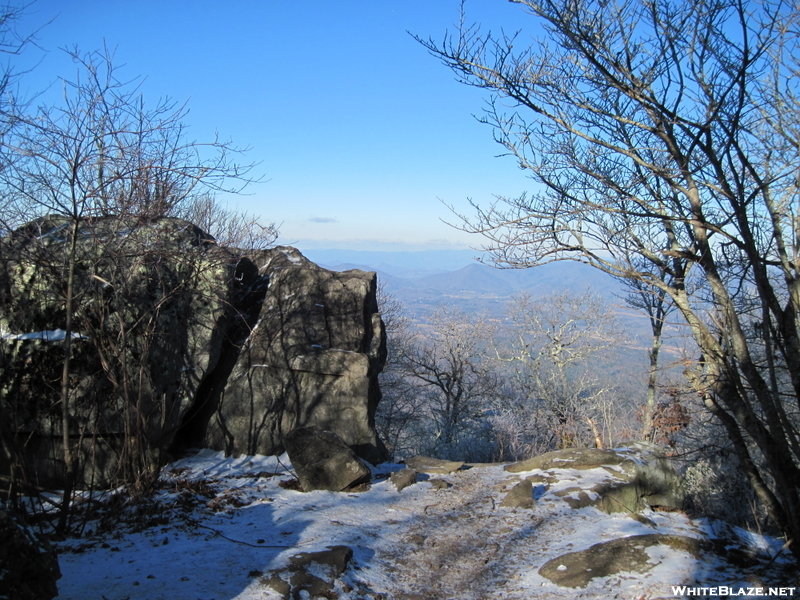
202;247;387;465
539;534;707;588
0;219;387;488
0;217;232;487
284;427;372;492
0;501;61;600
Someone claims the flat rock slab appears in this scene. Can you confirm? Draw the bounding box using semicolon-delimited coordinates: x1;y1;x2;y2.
405;456;464;474
539;534;707;588
505;448;632;473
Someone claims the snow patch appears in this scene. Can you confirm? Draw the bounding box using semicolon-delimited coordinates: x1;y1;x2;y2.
46;452;794;600
1;328;88;341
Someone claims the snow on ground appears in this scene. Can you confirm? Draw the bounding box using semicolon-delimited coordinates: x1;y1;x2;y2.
50;450;796;600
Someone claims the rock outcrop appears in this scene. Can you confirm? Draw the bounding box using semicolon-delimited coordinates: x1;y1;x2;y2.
504;445;684;513
0;216;232;487
197;247;387;464
0;217;387;488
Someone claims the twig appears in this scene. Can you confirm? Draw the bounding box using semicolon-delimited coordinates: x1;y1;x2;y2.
188;519;311;549
762;538;793;571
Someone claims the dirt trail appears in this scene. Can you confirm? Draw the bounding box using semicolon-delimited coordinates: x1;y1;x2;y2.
371;467;550;600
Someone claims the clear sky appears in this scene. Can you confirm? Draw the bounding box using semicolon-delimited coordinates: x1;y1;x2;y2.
11;1;539;251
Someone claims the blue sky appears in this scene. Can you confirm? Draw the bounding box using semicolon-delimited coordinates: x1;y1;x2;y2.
12;1;539;251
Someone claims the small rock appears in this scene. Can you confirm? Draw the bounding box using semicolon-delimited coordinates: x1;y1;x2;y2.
500;479;534;509
428;478;452;490
390;468;418;491
289;570;333;597
288;545;353;577
266;545;354;600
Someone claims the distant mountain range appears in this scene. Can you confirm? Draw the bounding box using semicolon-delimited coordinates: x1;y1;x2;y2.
300;248;482;279
302;247;641;327
303;247;620;294
301;248;686;376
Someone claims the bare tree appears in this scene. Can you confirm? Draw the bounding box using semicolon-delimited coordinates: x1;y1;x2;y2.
176;194;277;250
400;308;500;460
0;2;42;505
419;0;800;558
495;290;626;449
617;261;679;441
0;46;256;531
374;282;425;458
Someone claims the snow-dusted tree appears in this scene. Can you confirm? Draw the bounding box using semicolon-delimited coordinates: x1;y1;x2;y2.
495;290;626;450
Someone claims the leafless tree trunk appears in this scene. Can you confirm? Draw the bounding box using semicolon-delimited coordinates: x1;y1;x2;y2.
619;264;678;442
55;220;79;533
0;47;258;531
419;0;800;559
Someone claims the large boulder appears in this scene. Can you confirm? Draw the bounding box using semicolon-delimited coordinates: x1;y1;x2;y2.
0;219;387;489
199;247;388;464
0;216;233;487
0;501;61;600
284;427;372;492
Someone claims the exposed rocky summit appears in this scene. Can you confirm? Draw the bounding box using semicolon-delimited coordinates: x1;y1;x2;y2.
0;216;387;488
48;447;794;600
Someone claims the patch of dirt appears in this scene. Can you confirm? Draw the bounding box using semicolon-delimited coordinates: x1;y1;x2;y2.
372;467;542;600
